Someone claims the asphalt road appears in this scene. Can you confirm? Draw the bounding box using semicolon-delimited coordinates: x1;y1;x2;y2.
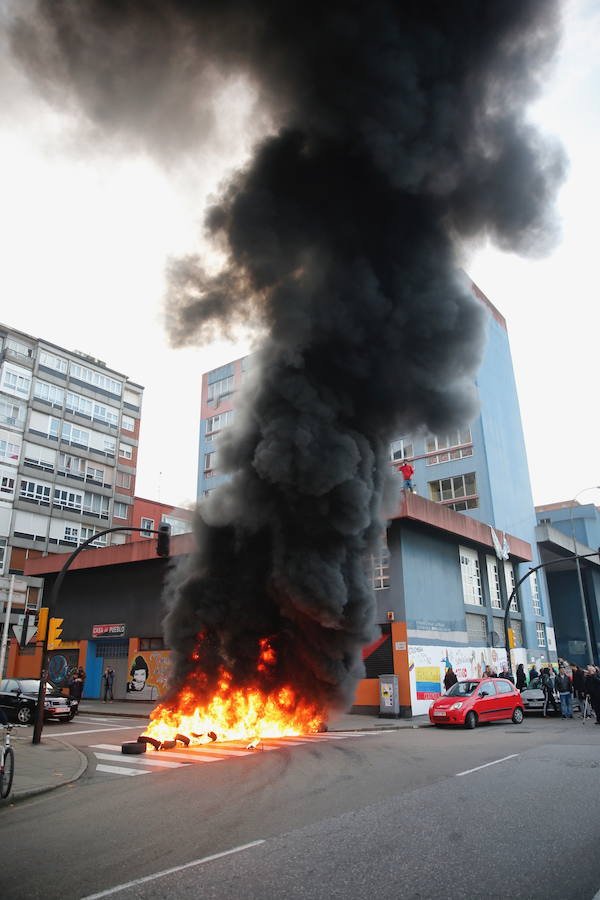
1;715;599;900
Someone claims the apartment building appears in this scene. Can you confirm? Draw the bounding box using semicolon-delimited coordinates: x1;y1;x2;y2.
0;324;143;612
129;496;193;543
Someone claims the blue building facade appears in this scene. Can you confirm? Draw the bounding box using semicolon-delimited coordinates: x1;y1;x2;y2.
535;501;600;666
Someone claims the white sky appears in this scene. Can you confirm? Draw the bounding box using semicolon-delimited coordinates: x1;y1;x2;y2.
0;0;598;510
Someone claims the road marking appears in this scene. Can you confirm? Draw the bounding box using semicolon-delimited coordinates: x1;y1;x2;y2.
48;726;134;737
80;840;265;899
455;754;519;777
93;752;186;769
90;744;238;763
95;764;151;776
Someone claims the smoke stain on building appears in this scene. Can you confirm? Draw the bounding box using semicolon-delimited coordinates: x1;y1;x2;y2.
11;3;566;719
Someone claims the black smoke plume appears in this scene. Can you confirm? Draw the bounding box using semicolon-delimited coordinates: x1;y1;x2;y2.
10;2;566;715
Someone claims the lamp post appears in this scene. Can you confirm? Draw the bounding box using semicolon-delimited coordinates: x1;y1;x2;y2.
569;487;599;665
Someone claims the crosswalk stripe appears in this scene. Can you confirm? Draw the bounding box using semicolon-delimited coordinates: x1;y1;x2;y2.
90;743;249;763
94;752;187;769
95;764;152;776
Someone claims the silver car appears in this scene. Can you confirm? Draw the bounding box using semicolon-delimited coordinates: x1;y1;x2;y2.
520;677;580;714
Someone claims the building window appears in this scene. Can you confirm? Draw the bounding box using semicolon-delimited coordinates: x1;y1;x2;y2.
104;438;116;456
531;571;543;616
465;613;487;643
85;465;105;484
61;423;90;448
504;561;518;612
2;368;31;397
389;439;413;462
92;402;119;427
486;556;503;609
161;514;191;536
139;637;165;650
54;488;83;512
0;438;20;462
122;414;135;432
69;362;122;396
64;525;79;544
141;517;154;537
207;375;234;405
206;410;234;434
204;451;218;471
536;622;546;647
492;617;505;648
83;492;110;519
20;480;52;505
459;546;482;605
1;473;15;495
368;546;390;590
0;537;6;575
425;427;473;466
80;527;108;547
34;380;64;407
116;470;131;489
39;350;68;373
65;391;93;417
114;502;128;519
57;453;85;478
428;475;479;511
119;443;133;460
0;397;25;427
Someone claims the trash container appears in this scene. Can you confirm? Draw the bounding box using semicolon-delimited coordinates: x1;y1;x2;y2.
379;674;399;718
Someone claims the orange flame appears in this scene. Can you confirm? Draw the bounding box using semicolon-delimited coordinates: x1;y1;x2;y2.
143;639;324;746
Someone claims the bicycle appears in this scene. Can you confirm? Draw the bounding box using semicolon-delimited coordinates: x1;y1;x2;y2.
1;723;26;799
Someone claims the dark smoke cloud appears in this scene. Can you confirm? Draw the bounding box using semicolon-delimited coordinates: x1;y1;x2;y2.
10;2;566;714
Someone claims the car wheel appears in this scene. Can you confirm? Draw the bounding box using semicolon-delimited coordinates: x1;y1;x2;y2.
512;707;524;724
17;706;33;725
464;711;477;729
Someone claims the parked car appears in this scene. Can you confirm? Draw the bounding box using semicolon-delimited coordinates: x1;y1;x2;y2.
429;677;525;728
520;677;581;715
0;678;77;724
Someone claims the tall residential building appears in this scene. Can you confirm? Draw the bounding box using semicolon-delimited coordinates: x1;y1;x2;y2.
0;323;143;614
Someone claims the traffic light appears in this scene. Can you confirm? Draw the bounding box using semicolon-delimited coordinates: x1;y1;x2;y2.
37;607;49;641
156;522;171;557
507;627;516;650
47;617;63;650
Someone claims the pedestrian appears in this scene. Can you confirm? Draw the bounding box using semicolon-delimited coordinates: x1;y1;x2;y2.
528;665;539;684
444;666;458;691
398;460;415;492
69;667;86;706
584;665;600;725
483;665;493;679
102;666;115;702
556;667;573;719
516;663;527;691
499;665;514;683
542;667;559;717
571;663;586;713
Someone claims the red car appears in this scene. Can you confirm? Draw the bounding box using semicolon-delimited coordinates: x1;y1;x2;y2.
429;677;525;728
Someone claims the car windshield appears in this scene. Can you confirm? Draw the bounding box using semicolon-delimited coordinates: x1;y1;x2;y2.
18;680;42;693
445;681;480;697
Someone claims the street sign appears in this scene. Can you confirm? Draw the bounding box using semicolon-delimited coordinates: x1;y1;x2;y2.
12;613;38;648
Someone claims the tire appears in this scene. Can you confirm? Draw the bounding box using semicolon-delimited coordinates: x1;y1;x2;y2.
121;742;146;755
512;707;524;724
17;706;33;725
0;747;15;799
464;711;477;730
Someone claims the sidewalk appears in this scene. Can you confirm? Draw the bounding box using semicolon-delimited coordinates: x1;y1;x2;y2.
78;699;430;730
2;733;87;805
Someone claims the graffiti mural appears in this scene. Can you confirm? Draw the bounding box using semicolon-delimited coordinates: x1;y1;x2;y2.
126;650;171;700
48;650;80;689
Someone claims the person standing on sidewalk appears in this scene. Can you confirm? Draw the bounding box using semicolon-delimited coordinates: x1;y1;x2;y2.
556;667;573;719
542;667;559;717
516;663;527;691
102;666;115;702
572;664;586;714
584;665;600;724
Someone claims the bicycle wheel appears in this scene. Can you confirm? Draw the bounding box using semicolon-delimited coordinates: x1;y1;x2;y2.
1;747;15;799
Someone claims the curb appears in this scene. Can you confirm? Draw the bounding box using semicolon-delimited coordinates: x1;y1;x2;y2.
8;739;88;804
78;709;151;720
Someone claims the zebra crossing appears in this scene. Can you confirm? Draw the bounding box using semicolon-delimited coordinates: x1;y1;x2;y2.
90;732;377;778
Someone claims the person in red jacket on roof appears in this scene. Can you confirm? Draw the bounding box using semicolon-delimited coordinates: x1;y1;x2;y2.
399;460;415;492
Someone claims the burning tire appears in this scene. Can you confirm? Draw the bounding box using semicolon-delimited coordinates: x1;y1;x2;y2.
121;741;146;755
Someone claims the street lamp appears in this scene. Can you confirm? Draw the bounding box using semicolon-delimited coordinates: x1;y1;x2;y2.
569;487;600;665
